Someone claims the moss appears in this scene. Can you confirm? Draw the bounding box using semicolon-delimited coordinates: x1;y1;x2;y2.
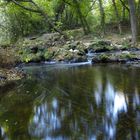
21;52;42;63
99;54;110;61
44;50;54;60
65;29;84;39
121;43;131;50
17;38;45;49
119;53;137;59
89;40;114;52
65;53;74;60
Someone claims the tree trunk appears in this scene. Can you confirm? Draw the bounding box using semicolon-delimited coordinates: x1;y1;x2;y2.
55;1;65;22
128;0;138;45
137;0;140;37
112;0;122;34
122;6;125;21
98;0;105;34
74;0;90;34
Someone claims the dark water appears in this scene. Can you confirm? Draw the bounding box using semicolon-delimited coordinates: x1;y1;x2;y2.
0;64;140;140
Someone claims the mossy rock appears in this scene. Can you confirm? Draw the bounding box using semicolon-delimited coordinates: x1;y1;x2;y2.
99;54;110;61
21;52;43;63
44;50;54;61
119;53;137;60
92;53;114;63
89;40;114;52
99;54;109;60
54;49;71;61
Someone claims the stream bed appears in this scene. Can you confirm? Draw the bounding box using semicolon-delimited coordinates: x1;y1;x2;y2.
0;63;140;140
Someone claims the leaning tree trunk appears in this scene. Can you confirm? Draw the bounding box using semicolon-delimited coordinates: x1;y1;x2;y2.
55;1;65;22
128;0;138;46
98;0;106;34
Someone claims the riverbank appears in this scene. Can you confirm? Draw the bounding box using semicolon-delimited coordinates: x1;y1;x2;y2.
0;68;26;87
0;47;25;87
16;31;140;64
0;29;140;86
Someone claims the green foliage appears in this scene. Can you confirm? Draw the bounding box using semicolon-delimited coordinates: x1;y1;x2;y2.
5;5;47;41
0;0;135;43
44;50;54;60
99;53;110;61
120;53;137;59
21;52;42;63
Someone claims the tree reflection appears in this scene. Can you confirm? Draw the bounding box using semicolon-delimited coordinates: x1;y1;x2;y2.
0;64;140;140
27;65;140;140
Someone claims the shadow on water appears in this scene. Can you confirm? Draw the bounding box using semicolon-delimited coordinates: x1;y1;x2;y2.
0;63;140;140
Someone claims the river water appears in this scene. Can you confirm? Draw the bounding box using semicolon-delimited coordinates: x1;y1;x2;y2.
0;64;140;140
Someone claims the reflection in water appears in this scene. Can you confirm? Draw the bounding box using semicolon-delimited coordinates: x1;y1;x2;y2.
0;64;140;140
0;127;9;140
104;83;128;139
29;99;62;140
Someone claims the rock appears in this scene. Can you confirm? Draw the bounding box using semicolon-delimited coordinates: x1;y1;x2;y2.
91;50;140;64
88;40;114;53
97;40;112;46
44;50;54;61
122;51;130;55
69;56;87;63
114;44;123;49
21;52;43;63
69;49;79;53
123;36;132;43
69;49;74;52
73;49;79;53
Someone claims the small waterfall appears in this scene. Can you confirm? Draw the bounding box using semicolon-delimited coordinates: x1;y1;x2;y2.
86;49;95;63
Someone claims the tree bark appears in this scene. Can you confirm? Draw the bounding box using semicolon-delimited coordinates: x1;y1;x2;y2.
74;0;90;34
112;0;122;34
119;0;129;12
128;0;138;45
122;5;125;21
137;0;140;36
55;1;65;22
98;0;105;34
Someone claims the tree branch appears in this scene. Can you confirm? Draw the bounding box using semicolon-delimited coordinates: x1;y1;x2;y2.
119;0;130;12
12;0;41;13
11;0;67;38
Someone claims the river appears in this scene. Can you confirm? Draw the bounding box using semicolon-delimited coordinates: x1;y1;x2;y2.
0;63;140;140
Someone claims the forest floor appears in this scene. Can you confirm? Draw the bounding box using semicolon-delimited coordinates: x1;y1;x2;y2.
0;29;140;86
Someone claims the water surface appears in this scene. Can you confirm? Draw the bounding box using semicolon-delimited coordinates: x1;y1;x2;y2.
0;64;140;140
